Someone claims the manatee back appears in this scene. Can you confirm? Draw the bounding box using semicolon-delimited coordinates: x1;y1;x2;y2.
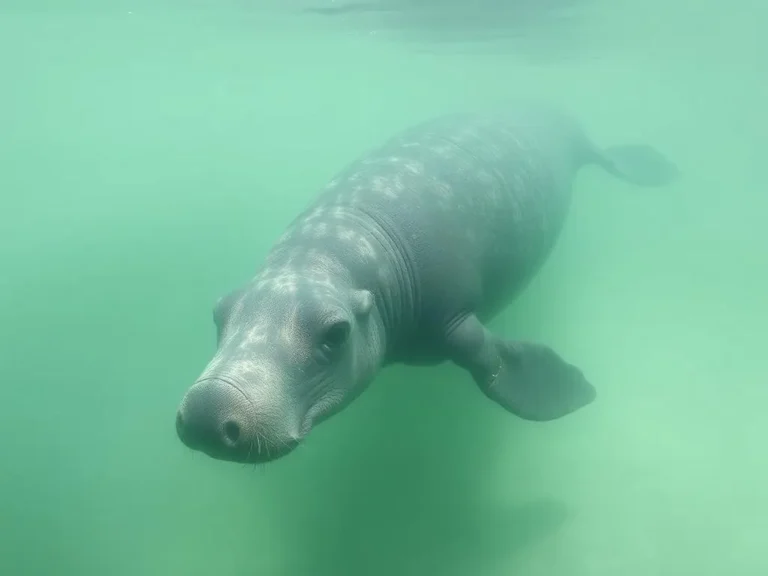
298;108;588;325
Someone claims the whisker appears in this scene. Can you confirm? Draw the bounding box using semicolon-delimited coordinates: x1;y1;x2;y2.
246;438;254;465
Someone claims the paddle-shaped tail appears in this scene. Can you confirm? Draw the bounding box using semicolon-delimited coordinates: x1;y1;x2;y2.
595;143;680;187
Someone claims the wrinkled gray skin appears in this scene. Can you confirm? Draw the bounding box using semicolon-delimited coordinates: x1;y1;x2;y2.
175;103;678;464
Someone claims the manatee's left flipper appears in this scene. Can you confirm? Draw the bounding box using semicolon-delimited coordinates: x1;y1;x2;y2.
445;314;596;421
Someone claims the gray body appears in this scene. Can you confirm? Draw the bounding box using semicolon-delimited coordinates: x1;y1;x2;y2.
176;103;678;464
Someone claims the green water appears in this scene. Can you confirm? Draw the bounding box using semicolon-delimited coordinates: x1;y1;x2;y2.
1;1;765;575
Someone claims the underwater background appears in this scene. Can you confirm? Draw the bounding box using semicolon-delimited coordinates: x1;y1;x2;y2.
0;0;765;574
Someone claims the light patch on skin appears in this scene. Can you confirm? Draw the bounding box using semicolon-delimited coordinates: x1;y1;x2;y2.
278;305;300;349
337;226;356;242
299;221;331;238
302;255;346;290
203;322;277;379
345;186;366;204
370;175;402;199
376;264;391;283
431;140;460;158
330;206;348;219
369;155;423;176
243;321;270;347
274;230;294;245
330;224;377;264
403;160;425;175
304;207;330;222
432;180;454;200
255;272;301;295
279;250;301;268
354;236;376;261
476;169;496;187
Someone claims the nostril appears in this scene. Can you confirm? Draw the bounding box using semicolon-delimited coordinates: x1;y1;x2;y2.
222;420;241;446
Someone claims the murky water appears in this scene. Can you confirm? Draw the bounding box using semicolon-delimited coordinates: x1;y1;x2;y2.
1;1;765;574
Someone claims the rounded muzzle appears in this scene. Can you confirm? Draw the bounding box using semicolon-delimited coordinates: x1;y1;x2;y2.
176;379;255;460
175;378;299;464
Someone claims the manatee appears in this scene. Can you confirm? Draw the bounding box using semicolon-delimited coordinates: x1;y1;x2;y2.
175;102;678;463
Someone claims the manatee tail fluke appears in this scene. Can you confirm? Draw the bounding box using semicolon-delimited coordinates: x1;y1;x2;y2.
596;144;680;187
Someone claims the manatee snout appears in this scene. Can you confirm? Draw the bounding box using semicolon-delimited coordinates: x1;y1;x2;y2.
175;377;298;464
175;274;385;465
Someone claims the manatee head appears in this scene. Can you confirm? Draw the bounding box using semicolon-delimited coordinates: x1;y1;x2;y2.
175;270;384;464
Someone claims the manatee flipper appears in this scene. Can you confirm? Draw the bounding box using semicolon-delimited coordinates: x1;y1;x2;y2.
596;143;680;187
445;315;596;421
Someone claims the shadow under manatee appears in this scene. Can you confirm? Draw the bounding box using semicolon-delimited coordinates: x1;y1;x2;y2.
250;187;589;574
401;497;571;573
268;360;571;576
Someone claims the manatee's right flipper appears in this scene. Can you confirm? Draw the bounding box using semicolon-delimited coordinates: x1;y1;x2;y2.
445;315;596;421
596;143;680;187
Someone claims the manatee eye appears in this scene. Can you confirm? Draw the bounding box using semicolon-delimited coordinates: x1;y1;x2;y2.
319;320;351;357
